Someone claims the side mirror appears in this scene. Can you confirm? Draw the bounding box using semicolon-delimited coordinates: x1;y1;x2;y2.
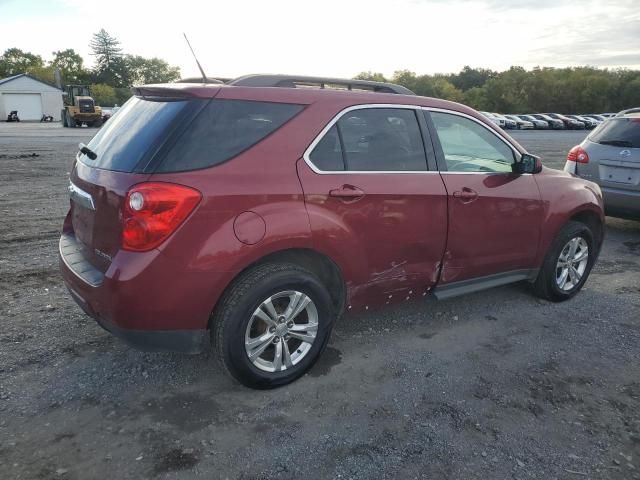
513;153;542;174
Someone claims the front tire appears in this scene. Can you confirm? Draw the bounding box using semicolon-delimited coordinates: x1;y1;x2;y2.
212;263;336;389
533;221;596;301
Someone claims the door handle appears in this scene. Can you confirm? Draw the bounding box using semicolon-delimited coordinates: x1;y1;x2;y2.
329;184;365;200
453;188;478;202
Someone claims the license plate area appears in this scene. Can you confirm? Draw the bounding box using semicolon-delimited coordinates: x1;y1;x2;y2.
599;164;640;186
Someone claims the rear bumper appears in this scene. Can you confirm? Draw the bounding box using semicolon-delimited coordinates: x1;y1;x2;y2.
66;284;207;353
602;186;640;219
59;233;230;353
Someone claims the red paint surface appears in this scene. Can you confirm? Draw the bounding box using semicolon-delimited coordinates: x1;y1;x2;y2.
61;84;604;334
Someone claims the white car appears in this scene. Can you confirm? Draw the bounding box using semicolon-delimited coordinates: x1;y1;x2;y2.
480;111;505;128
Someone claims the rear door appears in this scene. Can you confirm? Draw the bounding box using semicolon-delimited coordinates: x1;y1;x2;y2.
297;105;448;307
424;109;543;284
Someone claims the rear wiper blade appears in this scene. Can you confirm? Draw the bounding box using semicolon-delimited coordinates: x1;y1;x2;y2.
598;139;633;147
78;143;97;160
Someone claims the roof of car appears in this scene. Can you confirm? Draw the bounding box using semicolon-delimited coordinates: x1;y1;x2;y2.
138;82;478;116
134;80;524;151
615;107;640;117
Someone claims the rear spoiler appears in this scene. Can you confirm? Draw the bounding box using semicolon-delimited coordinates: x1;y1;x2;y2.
133;84;221;100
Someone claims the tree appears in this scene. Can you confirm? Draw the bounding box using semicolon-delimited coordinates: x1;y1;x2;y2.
89;29;128;86
0;48;44;77
449;66;496;91
90;29;122;67
354;71;387;82
90;83;117;106
51;49;87;84
125;55;181;85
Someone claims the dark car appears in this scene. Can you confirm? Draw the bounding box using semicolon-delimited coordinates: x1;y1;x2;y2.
565;108;640;219
545;113;585;129
60;74;605;388
530;114;564;129
566;115;598;129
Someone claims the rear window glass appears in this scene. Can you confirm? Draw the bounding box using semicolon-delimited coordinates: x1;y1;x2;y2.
590;117;640;148
79;96;193;172
155;100;303;172
309;125;344;171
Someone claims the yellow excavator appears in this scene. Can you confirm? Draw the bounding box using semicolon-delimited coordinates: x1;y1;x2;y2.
61;85;103;128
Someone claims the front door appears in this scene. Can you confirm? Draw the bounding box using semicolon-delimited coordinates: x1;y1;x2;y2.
425;110;543;284
297;106;448;308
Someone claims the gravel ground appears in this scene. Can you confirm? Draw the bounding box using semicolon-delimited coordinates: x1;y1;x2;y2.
0;124;638;480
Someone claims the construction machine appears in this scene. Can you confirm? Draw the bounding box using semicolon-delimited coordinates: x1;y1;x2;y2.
61;85;103;128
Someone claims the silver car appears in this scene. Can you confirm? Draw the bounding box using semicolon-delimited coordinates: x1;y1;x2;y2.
564;108;640;219
504;114;534;129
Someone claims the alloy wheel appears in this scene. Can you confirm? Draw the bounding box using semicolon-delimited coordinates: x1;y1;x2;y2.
555;237;589;291
244;290;319;372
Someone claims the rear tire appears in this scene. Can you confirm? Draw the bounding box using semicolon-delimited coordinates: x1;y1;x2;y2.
533;221;596;302
212;263;336;389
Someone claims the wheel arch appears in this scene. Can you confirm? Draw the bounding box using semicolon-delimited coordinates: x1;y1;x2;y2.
536;205;604;267
209;248;347;329
570;209;604;250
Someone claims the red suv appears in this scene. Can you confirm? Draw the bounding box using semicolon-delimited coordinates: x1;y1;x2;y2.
60;75;604;388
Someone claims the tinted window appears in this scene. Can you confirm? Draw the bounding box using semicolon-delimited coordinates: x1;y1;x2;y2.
308;108;427;171
79;96;192;172
309;125;344;170
157;100;303;172
430;112;515;173
338;108;427;171
589;117;640;148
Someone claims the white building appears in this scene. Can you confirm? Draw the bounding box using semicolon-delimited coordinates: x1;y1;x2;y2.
0;73;63;121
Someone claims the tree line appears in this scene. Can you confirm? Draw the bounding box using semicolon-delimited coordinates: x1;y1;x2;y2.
356;66;640;114
3;34;638;113
0;29;181;106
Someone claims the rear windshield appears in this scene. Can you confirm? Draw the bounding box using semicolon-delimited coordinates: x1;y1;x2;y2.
590;117;640;148
78;96;194;172
154;99;303;172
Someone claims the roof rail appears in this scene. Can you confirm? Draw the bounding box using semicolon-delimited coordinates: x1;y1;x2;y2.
615;107;640;117
227;74;415;95
177;76;225;84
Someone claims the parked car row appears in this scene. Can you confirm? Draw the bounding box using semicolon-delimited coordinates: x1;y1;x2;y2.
480;111;613;130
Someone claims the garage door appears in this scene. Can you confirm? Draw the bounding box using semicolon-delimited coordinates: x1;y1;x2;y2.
3;93;43;120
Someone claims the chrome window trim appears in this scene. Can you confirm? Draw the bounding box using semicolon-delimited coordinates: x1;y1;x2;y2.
302;103;524;175
302;103;437;175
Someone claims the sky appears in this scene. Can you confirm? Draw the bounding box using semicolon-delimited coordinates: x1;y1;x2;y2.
1;0;639;79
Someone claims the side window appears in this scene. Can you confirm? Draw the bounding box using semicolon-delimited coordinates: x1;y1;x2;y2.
338;109;427;171
309;125;344;171
156;100;303;172
429;112;516;173
307;108;428;172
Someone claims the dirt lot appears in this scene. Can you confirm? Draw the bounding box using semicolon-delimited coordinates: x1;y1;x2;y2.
0;124;639;480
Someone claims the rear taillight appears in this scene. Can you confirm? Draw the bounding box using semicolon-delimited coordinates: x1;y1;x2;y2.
567;145;589;163
122;182;201;252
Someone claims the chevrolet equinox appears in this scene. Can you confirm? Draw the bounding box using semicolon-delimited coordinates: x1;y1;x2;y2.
60;75;604;388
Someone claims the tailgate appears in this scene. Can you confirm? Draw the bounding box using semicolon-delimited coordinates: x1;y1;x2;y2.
69;161;150;273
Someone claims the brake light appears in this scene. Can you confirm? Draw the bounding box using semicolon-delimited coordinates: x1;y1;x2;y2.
567;145;589;163
122;182;201;252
